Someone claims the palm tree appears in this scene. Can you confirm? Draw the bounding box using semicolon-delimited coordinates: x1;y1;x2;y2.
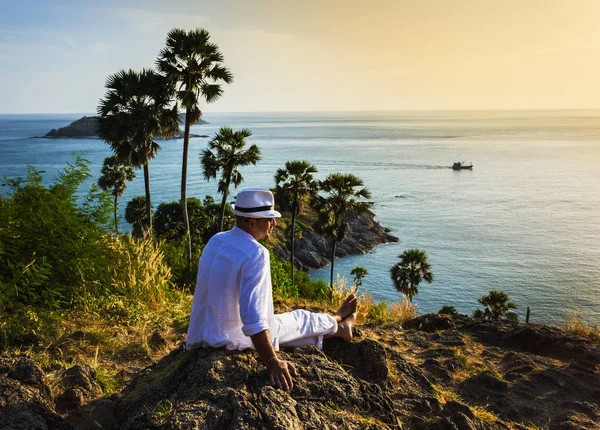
157;28;233;267
390;249;433;301
274;161;318;287
98;156;135;235
96;69;179;232
350;266;368;292
477;290;517;320
314;173;372;292
201;127;261;232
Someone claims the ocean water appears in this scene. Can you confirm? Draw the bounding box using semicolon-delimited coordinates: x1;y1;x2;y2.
1;110;599;326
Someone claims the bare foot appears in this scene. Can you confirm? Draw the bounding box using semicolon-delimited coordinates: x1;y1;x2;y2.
335;312;356;342
335;294;357;321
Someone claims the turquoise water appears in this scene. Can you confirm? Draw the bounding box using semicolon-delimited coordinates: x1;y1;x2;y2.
1;111;599;326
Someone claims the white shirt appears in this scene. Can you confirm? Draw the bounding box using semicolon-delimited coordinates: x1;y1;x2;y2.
186;226;277;351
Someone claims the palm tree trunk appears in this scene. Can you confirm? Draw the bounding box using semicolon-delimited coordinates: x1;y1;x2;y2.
181;107;192;272
329;238;337;297
113;195;119;236
218;178;230;232
290;207;297;288
143;162;152;233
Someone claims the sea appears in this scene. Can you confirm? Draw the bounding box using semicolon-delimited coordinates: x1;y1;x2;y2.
1;110;599;327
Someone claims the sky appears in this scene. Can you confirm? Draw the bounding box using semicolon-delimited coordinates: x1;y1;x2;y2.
1;0;600;113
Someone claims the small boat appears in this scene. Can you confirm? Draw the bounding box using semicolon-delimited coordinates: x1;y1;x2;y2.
452;161;473;170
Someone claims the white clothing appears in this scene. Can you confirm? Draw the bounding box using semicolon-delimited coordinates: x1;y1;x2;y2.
186;226;336;351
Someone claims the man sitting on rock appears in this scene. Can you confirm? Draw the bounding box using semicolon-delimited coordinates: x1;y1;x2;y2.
186;188;357;391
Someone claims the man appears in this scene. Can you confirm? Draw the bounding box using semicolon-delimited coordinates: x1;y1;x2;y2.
187;188;357;391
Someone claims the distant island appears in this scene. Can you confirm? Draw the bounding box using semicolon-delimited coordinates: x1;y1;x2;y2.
37;115;209;139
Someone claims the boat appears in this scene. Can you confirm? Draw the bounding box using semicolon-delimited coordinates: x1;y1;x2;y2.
452;161;473;170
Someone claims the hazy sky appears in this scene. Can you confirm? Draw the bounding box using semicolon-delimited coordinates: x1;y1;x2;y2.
1;0;600;113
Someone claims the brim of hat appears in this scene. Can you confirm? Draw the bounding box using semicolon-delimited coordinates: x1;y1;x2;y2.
230;204;282;218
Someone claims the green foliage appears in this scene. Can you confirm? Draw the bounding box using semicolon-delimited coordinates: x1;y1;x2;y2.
160;238;203;289
313;173;372;290
365;301;390;325
157;27;233;270
439;305;458;315
472;309;485;319
274;160;319;289
350;266;368;290
154;198;210;242
390;249;433;301
96;68;179;232
98;156;135;234
475;290;518;321
0;157;113;310
125;196;150;237
0;157;184;347
270;253;297;299
269;253;328;301
201;126;261;232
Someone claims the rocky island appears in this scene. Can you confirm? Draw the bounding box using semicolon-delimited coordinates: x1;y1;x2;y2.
37;115;209;139
2;313;598;429
272;210;399;270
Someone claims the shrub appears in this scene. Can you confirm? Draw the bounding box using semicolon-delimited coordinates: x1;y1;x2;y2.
364;296;417;325
439;305;458;315
564;313;600;340
154;198;211;242
0;157;113;310
160;238;203;290
474;290;518;321
125;196;150;237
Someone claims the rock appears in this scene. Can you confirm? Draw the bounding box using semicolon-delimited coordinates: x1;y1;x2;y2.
458;371;508;401
403;314;455;332
0;354;74;429
114;344;403;429
54;365;103;412
322;338;389;383
64;397;118;430
149;330;169;350
38;115;208;139
274;210;398;270
2;315;598;429
443;401;475;419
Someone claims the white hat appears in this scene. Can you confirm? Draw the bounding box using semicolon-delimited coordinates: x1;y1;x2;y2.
230;188;282;218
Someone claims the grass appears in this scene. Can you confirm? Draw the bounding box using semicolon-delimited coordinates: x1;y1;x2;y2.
471;405;500;423
432;383;463;404
564;313;600;341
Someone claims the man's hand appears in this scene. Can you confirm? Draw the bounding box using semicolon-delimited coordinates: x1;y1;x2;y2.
267;358;297;391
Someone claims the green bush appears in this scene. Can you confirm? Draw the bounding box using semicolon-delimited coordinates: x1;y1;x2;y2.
366;301;390;325
439;305;458;315
154;198;211;242
0;156;183;347
0;157;113;310
160;238;203;290
269;252;328;301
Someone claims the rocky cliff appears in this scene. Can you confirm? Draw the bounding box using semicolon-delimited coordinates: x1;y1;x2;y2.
40;115;209;139
273;211;399;270
2;314;598;429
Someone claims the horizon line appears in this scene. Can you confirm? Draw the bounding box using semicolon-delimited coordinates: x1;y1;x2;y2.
2;107;600;116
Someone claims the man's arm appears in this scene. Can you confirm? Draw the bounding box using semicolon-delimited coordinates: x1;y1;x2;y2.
251;330;297;391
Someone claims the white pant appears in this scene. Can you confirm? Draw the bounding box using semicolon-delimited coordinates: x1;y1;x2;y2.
273;309;338;350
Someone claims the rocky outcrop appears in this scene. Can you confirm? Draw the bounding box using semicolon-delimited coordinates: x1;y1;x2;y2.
38;115;209;139
0;354;74;429
274;211;399;270
3;316;599;429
